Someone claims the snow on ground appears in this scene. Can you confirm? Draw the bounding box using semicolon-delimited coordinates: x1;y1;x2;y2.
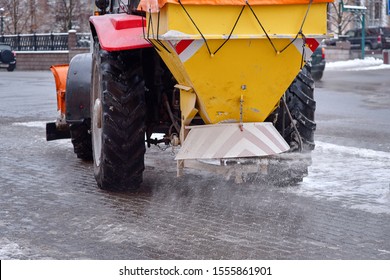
12;121;48;128
289;141;390;215
325;57;390;71
0;238;26;259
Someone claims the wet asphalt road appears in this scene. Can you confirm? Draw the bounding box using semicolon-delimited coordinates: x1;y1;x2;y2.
0;69;390;260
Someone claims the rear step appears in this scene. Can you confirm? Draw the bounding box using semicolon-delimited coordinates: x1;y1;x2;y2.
46;122;70;141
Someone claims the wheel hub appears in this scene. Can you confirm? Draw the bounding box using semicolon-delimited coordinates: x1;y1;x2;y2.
92;98;102;166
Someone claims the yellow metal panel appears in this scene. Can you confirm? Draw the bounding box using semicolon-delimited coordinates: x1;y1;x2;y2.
182;38;304;123
150;4;328;38
178;89;198;141
180;89;198;126
156;36;305;124
147;2;328;125
155;40;213;123
139;0;333;12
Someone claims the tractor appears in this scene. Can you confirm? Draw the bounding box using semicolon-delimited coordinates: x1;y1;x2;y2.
47;0;332;191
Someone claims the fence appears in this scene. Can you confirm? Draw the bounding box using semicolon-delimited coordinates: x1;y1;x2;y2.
0;32;90;51
0;31;91;70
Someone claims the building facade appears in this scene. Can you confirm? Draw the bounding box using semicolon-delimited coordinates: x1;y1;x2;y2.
328;0;389;35
360;0;389;27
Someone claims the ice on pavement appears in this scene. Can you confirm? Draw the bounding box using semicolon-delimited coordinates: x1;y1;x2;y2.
287;141;390;215
13;121;390;216
0;238;25;259
325;57;390;71
12;121;47;128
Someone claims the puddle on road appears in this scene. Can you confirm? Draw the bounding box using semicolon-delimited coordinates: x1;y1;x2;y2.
287;141;390;215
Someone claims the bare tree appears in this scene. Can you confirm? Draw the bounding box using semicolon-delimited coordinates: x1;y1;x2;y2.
51;0;92;32
57;0;76;31
0;0;92;34
28;0;38;33
0;0;30;34
327;0;358;36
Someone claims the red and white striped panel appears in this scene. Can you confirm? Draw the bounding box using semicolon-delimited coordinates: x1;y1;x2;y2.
175;122;290;160
169;39;204;63
291;38;320;62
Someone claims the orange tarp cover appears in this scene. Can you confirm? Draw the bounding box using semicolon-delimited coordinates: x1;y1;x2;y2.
139;0;333;10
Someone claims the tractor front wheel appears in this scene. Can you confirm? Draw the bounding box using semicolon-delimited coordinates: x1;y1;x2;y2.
91;43;146;191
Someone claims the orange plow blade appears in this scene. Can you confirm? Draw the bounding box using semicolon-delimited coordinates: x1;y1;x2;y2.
50;64;69;116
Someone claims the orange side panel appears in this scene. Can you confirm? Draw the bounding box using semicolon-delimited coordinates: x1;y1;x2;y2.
138;0;333;10
50;64;69;114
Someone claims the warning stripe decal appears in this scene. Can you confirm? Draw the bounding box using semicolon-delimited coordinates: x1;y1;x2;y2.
175;40;193;55
175;123;290;160
291;38;320;62
305;38;320;52
169;39;204;63
256;125;288;152
213;129;275;158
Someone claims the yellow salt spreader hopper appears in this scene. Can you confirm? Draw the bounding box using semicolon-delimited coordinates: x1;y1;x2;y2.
46;0;333;191
139;0;331;164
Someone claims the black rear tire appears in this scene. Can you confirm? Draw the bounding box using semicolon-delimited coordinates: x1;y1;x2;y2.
7;64;16;72
69;121;92;161
312;71;323;82
1;49;14;64
91;42;146;191
274;64;316;152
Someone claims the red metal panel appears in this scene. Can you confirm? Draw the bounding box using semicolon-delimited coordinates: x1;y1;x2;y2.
90;14;152;52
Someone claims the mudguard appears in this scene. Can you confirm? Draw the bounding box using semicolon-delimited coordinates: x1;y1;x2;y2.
65;53;93;123
90;13;152;52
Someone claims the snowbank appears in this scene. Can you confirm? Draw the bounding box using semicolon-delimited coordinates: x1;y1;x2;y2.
325;57;390;71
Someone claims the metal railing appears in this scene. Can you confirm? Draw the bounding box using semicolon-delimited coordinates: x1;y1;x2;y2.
76;33;91;48
0;33;91;51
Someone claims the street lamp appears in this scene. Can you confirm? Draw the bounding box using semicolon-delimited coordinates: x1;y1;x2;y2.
0;7;4;42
